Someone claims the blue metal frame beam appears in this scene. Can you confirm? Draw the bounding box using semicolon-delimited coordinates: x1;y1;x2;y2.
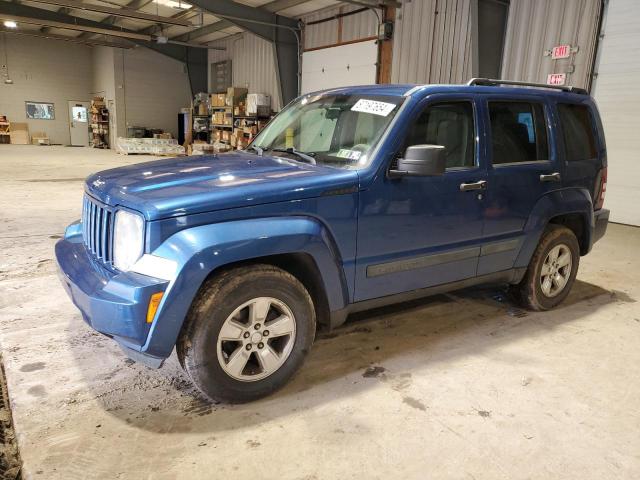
185;0;301;104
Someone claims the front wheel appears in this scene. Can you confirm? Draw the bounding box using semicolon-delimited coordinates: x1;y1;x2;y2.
512;225;580;311
177;265;316;403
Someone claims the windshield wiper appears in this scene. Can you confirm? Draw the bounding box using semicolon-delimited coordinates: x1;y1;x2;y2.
246;145;264;156
268;147;316;165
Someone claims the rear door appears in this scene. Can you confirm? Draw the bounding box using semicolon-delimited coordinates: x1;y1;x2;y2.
478;96;560;275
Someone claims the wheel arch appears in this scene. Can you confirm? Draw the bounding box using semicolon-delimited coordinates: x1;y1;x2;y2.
515;188;595;268
142;216;350;359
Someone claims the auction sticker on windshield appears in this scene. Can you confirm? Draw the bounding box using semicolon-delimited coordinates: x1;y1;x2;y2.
351;99;396;117
336;149;362;160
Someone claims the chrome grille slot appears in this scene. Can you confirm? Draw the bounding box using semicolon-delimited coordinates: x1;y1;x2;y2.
82;195;113;264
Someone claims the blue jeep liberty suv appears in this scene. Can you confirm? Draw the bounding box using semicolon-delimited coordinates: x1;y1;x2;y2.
56;79;609;402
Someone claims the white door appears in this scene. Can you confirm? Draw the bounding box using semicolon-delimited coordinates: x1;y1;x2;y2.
68;101;90;147
592;0;640;225
301;40;378;94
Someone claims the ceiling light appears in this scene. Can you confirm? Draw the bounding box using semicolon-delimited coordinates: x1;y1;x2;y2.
3;20;17;29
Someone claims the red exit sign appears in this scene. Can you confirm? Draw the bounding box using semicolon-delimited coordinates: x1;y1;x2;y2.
551;45;572;59
547;73;567;86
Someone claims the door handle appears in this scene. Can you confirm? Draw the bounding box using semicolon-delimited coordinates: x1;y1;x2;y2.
459;180;487;191
540;172;561;182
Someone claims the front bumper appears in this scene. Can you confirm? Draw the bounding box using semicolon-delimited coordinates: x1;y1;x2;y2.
55;229;169;368
593;208;609;245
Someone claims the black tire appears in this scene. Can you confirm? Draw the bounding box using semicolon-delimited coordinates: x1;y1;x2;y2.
512;225;580;311
177;264;316;403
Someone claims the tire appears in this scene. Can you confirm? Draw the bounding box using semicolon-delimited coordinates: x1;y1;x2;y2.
177;264;316;403
512;225;580;311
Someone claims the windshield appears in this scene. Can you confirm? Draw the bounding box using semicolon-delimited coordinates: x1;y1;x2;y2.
250;93;404;168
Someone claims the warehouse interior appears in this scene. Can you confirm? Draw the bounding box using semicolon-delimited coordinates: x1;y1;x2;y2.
1;0;639;478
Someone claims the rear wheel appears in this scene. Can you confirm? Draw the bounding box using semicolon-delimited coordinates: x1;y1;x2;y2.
512;225;580;311
177;265;316;403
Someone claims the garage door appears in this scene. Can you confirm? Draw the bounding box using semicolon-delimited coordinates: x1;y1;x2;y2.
592;0;640;225
301;40;378;94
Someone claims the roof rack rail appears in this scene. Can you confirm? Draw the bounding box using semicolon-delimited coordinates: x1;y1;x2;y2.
466;78;588;95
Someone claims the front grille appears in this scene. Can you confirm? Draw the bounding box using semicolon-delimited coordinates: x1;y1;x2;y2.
82;195;114;264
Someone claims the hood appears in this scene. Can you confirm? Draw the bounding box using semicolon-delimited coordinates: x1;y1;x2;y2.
85;151;359;220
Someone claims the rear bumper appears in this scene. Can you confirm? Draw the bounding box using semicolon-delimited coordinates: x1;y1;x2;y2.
593;208;609;245
55;228;169;368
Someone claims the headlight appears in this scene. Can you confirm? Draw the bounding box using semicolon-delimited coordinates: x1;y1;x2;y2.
113;210;144;271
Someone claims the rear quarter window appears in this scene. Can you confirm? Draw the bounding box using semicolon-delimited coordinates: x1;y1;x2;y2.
558;103;598;161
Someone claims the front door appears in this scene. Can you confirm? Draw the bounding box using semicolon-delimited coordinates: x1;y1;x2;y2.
354;96;487;302
68;101;90;147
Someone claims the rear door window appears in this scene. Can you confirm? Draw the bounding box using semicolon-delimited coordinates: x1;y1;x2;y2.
488;101;549;165
558;103;598;161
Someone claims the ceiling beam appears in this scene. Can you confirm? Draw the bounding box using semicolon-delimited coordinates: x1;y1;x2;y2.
27;0;194;26
3;14;154;40
170;0;313;43
171;19;234;42
0;26;133;48
341;0;401;7
76;0;154;38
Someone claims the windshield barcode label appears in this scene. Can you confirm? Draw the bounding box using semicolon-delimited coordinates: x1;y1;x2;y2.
351;99;397;117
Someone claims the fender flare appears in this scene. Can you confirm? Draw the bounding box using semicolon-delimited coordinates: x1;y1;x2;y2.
515;188;595;268
141;216;350;358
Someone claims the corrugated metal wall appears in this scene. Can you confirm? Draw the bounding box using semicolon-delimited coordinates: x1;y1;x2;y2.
501;0;601;89
207;32;282;110
391;0;475;84
302;4;378;50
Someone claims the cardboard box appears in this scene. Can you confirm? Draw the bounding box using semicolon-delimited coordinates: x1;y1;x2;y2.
230;135;237;147
197;103;208;116
31;131;50;145
221;130;231;142
226;87;248;107
10;123;29;145
247;94;270;115
211;93;226;107
213;112;225;125
243;125;258;136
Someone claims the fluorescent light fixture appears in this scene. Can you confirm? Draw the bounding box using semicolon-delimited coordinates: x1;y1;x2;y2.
154;0;192;9
3;20;17;28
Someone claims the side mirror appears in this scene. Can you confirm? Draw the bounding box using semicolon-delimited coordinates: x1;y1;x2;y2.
390;144;446;177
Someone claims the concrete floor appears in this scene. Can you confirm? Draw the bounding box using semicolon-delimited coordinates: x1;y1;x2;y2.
1;145;639;479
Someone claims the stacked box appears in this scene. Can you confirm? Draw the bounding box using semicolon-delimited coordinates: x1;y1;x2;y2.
211;93;226;107
247;94;270;115
226;87;248;107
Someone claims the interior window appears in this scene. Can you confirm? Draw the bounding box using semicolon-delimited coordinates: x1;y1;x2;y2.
405;102;475;169
489;101;549;164
558;103;598;161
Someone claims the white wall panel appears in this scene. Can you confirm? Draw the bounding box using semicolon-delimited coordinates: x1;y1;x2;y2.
0;35;92;145
208;33;282;110
502;0;601;89
391;0;474;84
592;0;640;225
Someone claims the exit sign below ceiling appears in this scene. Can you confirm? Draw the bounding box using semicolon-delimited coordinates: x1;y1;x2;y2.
551;45;572;59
